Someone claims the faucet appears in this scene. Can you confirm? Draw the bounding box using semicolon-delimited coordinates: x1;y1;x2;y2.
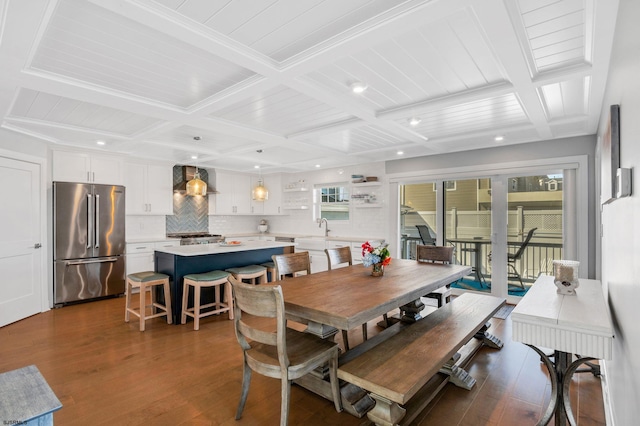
318;218;330;237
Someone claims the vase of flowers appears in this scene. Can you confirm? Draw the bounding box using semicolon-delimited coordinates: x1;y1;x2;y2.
362;241;391;277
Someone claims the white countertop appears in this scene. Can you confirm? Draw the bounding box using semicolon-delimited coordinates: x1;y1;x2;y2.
126;237;181;244
154;240;296;256
223;233;383;242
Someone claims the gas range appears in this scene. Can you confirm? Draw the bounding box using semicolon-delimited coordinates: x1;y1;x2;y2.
167;233;224;245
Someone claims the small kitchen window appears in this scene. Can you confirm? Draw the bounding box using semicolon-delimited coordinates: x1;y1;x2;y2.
314;184;350;221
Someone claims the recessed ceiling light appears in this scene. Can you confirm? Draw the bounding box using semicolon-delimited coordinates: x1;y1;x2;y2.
397;151;404;155
96;140;106;146
254;165;260;169
191;155;198;160
495;135;504;142
315;164;321;168
350;81;368;94
408;117;421;126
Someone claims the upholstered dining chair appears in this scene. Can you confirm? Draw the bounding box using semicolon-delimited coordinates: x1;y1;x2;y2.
229;276;343;425
271;251;311;281
324;246;369;351
416;245;455;307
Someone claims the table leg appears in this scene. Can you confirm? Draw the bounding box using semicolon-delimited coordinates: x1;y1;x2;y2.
399;298;425;322
526;345;559;426
305;321;339;339
473;244;487;287
527;346;596;426
562;356;597;426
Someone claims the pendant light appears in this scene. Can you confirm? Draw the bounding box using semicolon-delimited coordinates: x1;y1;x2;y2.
252;178;268;201
186;136;207;196
252;153;268;201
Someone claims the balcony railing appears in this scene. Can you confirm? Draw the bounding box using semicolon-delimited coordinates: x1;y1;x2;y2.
448;240;563;284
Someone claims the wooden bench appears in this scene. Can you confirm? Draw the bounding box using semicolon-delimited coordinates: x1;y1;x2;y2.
338;293;505;426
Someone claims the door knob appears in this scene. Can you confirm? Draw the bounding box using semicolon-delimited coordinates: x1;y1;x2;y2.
34;243;42;249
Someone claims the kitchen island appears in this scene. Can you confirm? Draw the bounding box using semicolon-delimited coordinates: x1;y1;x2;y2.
154;240;295;324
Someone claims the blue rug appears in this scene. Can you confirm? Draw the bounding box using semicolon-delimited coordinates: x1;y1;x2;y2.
451;278;529;297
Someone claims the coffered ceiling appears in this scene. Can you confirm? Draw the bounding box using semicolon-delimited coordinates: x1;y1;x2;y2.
0;0;619;173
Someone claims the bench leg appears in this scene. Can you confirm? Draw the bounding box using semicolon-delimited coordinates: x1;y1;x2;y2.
474;323;503;349
366;394;406;426
441;365;476;390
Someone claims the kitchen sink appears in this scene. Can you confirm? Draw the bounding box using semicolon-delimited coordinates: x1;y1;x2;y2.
295;237;326;251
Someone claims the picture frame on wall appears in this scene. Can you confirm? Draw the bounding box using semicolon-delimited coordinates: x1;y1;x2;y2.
601;104;620;204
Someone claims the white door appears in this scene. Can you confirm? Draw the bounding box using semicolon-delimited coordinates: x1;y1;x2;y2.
0;155;44;327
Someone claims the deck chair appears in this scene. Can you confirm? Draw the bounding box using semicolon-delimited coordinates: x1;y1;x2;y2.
416;224;436;245
230;276;342;425
416;245;455;307
507;227;537;288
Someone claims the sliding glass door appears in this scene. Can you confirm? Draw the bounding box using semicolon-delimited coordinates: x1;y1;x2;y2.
443;178;492;293
503;173;564;294
398;170;567;301
399;182;437;259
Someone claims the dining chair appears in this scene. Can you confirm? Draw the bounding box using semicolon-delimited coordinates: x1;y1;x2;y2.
271;251;311;281
416;245;455;307
324;246;371;351
229;276;343;425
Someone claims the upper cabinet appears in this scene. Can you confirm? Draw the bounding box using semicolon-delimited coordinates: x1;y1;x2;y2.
53;151;124;185
210;171;283;215
124;162;173;215
210;171;251;215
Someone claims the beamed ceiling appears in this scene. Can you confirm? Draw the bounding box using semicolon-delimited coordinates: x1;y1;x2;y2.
0;0;619;173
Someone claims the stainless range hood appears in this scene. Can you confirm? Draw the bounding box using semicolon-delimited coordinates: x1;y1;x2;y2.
173;165;218;194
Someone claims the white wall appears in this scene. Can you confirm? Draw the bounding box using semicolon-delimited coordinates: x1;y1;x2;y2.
263;162;388;241
597;0;640;423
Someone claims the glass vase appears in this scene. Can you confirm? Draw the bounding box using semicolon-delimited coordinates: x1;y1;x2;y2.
371;263;384;277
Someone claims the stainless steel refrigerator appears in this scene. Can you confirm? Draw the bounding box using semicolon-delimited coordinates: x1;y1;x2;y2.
53;182;126;305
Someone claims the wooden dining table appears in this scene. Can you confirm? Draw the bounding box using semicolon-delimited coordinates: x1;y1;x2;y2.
274;258;472;418
277;258;472;339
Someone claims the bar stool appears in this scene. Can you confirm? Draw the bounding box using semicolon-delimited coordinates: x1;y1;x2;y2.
226;265;268;285
181;270;233;331
125;271;172;331
260;261;276;282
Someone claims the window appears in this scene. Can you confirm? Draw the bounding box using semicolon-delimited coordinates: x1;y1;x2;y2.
432;181;456;191
315;184;350;221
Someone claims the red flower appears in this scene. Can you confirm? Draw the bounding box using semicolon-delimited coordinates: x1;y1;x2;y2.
361;242;373;256
382;257;392;266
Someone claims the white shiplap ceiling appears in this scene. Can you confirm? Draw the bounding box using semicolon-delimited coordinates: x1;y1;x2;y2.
0;0;619;173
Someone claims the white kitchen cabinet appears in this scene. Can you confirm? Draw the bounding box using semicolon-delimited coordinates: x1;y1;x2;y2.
210;171;251;215
124;162;173;215
251;173;283;215
126;240;180;276
309;251;329;274
53;150;124;185
263;174;282;215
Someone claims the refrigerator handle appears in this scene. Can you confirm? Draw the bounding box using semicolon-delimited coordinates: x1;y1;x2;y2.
87;193;93;249
65;257;119;265
94;194;100;249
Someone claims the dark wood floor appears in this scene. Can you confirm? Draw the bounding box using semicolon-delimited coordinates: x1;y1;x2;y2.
0;295;605;425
